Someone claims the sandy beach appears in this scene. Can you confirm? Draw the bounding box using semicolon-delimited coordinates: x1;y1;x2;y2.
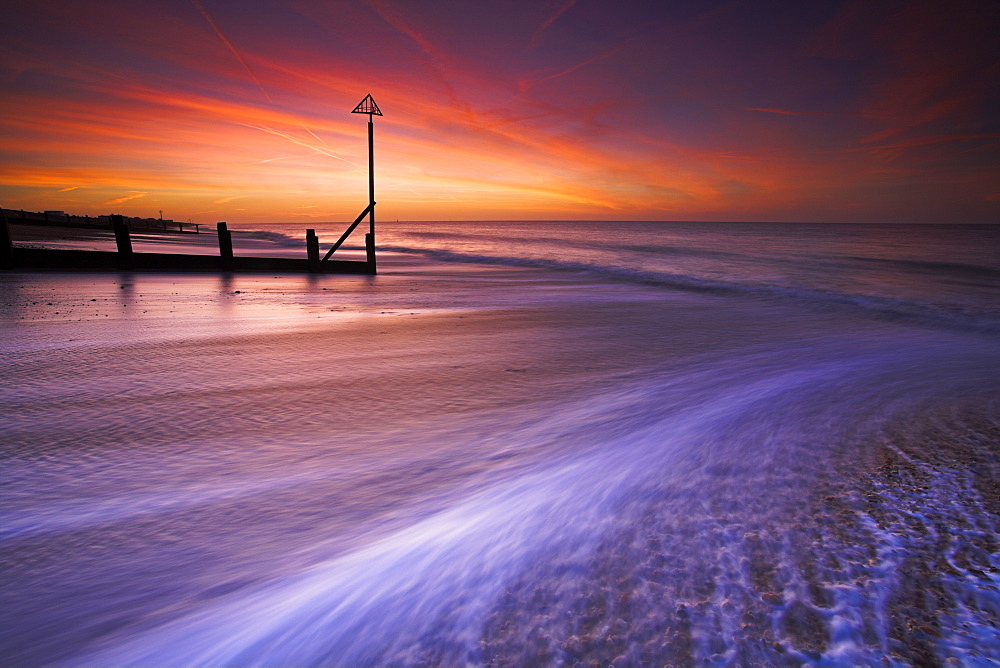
2;222;999;665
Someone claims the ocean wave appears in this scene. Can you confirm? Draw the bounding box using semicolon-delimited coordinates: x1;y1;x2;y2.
398;231;744;261
230;229;370;252
380;245;1000;333
845;254;1000;278
230;229;303;247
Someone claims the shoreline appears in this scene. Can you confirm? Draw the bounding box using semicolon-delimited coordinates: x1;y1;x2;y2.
2;225;998;665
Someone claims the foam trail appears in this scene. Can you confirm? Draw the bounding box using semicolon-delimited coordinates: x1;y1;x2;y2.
78;355;896;666
78;457;613;665
0;464;351;541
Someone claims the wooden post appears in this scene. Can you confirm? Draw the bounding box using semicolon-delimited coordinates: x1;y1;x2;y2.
306;229;319;263
366;233;376;271
1;215;13;269
111;214;133;269
217;222;233;270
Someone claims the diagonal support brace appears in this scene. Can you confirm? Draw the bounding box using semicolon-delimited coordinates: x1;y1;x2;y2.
321;202;374;262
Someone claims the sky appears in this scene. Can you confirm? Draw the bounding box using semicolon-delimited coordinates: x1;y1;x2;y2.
1;0;998;224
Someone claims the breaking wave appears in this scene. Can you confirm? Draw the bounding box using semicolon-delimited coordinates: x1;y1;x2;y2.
380;245;1000;333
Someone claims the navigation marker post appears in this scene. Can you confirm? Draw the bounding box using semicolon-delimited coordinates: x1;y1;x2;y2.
353;94;381;269
320;94;382;273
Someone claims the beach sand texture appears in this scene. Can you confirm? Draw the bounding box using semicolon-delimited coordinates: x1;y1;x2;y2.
2;222;998;665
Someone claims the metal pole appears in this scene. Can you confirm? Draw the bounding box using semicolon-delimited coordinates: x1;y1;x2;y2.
368;115;375;243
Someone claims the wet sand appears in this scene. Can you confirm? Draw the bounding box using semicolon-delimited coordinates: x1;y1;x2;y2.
9;223;116;248
2;246;998;665
471;402;1000;666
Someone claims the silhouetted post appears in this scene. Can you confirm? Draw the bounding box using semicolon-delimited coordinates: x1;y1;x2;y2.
368;115;374;243
1;215;13;269
306;229;319;263
217;222;233;270
367;116;377;273
351;94;381;273
111;215;133;269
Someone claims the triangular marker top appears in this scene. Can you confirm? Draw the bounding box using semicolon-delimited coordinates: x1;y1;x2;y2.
351;94;382;116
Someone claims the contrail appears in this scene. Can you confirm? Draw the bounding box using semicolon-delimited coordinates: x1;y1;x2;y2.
529;0;577;49
191;0;273;103
192;0;335;151
304;127;329;146
245;124;359;165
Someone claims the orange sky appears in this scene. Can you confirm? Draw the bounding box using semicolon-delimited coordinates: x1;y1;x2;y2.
1;0;998;223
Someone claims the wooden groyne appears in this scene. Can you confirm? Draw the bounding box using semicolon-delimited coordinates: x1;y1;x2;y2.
4;97;384;276
1;216;375;275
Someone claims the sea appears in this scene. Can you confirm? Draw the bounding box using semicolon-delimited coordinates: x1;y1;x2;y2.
2;221;999;665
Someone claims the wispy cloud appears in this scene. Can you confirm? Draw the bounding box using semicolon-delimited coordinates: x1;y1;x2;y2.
190;0;272;103
747;107;868;118
245;124;358;165
103;192;147;205
529;0;578;49
57;186;79;192
519;47;618;92
366;0;440;61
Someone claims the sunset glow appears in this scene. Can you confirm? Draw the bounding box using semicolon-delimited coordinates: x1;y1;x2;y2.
2;0;998;223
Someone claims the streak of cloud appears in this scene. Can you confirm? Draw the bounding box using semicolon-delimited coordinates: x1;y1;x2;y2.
365;0;441;62
364;0;467;111
245;125;359;166
519;47;619;93
190;0;273;103
104;192;148;205
529;0;578;49
747;107;868;118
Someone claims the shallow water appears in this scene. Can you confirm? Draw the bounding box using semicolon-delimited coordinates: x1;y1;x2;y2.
2;223;999;665
238;221;1000;321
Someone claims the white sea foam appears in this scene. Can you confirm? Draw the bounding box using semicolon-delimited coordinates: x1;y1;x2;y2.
71;343;1000;665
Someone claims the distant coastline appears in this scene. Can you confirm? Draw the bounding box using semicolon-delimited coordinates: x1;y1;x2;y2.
1;207;200;234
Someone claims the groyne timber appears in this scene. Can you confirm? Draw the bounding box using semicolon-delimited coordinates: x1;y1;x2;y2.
1;214;376;275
